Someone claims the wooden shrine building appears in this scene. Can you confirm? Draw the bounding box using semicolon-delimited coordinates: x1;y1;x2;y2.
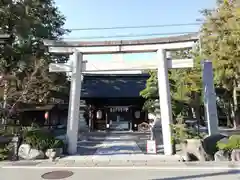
81;74;149;131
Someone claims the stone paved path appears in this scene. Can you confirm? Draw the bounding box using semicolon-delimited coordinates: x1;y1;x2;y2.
77;131;107;155
77;131;147;156
93;133;143;155
76;128;240;156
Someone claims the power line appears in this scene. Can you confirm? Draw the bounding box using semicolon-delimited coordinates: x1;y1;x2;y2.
62;31;198;40
68;22;201;31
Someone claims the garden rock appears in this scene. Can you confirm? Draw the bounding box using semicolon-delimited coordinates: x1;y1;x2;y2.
18;144;44;160
45;149;57;161
201;133;228;160
181;139;207;161
214;150;229;161
45;148;63;160
231;149;240;161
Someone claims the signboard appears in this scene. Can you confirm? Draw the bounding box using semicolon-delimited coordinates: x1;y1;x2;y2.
146;140;157;154
110;106;129;112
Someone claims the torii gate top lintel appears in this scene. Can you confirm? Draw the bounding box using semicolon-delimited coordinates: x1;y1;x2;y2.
44;33;198;47
43;33;198;54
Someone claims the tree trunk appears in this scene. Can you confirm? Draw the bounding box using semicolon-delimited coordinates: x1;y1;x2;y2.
2;79;9;126
226;100;233;127
192;92;201;120
231;86;240;129
189;92;201;134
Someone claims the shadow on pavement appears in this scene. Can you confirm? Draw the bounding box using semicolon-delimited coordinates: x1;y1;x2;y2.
77;131;166;155
152;170;240;180
93;144;143;155
77;131;109;155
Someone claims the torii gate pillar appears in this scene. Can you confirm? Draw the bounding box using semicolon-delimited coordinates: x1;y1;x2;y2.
67;51;83;154
157;49;173;155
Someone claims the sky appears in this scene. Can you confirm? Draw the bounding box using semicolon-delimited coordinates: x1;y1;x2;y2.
55;0;217;62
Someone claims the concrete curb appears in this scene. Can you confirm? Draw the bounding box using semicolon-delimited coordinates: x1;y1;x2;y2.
0;159;239;169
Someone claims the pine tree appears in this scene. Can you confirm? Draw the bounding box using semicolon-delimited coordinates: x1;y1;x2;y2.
0;0;70;117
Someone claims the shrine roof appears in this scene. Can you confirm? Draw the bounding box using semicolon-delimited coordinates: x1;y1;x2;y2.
81;74;149;98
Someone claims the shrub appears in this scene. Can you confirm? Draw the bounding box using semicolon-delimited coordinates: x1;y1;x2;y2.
22;129;64;151
48;139;65;149
217;135;240;151
171;123;188;144
171;123;206;144
0;146;9;161
0;126;20;137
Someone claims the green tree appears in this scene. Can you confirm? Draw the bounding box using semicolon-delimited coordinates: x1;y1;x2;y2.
0;0;69;120
140;70;158;113
200;0;240;128
140;48;202;121
172;48;203;123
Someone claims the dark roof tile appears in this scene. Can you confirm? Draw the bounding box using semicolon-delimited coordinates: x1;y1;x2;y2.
81;74;149;98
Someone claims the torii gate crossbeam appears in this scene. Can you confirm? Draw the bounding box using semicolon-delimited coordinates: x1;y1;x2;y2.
44;34;199;155
0;34;10;44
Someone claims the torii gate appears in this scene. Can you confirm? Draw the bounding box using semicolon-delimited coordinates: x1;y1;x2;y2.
43;33;218;155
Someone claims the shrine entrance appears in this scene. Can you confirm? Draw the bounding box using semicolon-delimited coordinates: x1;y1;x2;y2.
43;33;218;156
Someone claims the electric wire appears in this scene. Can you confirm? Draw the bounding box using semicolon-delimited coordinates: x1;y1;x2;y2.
68;22;201;31
62;31;198;40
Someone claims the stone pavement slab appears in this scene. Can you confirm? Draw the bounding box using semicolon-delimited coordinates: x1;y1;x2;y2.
59;154;182;162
